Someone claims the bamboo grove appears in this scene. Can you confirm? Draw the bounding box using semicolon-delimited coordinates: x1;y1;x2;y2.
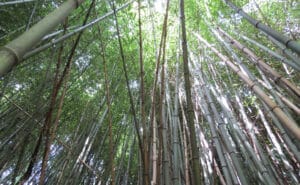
0;0;299;184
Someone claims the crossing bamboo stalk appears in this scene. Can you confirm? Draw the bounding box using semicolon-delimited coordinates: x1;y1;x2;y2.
217;27;300;99
196;33;300;141
224;0;300;55
0;0;85;76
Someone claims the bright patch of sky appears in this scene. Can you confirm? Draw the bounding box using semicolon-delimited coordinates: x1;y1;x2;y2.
129;80;139;90
85;83;102;97
75;55;92;72
242;0;278;13
14;83;22;91
154;0;166;13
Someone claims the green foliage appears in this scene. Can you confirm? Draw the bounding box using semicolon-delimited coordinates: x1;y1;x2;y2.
0;0;299;184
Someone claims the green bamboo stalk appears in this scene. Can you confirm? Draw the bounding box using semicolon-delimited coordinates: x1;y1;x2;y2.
172;36;182;185
0;0;85;76
137;0;150;183
180;0;203;184
209;80;277;184
109;2;145;180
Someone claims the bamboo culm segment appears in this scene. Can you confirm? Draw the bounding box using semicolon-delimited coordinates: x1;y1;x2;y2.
0;0;85;77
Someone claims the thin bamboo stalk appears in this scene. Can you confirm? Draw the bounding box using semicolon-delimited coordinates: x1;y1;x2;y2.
150;1;170;184
0;0;35;6
238;33;300;71
110;1;144;172
101;30;115;185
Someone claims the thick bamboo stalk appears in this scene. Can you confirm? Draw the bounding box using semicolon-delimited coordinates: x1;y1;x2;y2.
196;34;300;141
137;0;150;183
22;1;132;60
224;0;300;55
180;0;203;184
172;42;182;185
0;0;85;76
261;31;300;65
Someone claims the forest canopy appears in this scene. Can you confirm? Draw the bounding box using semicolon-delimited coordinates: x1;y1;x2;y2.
0;0;299;184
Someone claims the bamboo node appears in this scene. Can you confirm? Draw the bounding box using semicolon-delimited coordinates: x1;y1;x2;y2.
235;67;241;73
269;105;279;112
261;170;268;175
218;122;225;126
273;75;283;84
2;46;21;64
284;39;293;48
237;8;242;14
248;82;256;90
254;20;261;28
73;0;80;8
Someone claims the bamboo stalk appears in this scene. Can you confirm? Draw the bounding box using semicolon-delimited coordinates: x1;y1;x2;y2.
180;0;203;183
238;33;300;71
0;0;85;76
22;1;133;60
217;27;300;99
224;0;300;55
0;0;35;6
196;33;300;141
